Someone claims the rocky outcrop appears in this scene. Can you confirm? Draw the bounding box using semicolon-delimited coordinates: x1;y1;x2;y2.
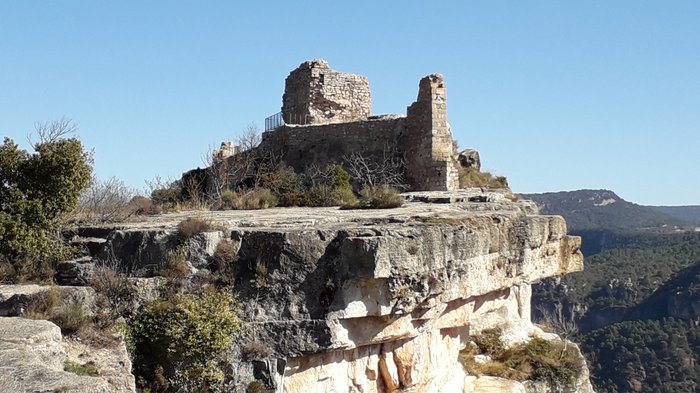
66;188;592;392
0;317;134;393
0;284;96;317
55;256;95;286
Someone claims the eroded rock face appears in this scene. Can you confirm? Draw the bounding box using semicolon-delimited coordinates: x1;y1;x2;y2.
69;189;591;392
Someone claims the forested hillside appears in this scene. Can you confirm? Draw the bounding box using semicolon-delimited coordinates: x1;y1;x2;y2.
649;205;700;225
527;190;700;392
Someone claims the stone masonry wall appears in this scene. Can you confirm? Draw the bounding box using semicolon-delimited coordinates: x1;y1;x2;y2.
259;116;405;172
402;74;459;191
282;60;372;125
258;61;460;191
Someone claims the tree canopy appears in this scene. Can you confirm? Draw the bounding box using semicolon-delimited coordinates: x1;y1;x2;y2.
0;123;92;279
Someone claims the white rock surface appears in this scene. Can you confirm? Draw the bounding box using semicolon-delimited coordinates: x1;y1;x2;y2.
0;317;134;393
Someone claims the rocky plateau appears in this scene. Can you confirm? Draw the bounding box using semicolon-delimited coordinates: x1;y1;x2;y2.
1;189;594;392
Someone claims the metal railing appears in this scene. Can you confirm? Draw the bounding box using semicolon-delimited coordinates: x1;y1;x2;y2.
265;112;284;131
265;112;314;131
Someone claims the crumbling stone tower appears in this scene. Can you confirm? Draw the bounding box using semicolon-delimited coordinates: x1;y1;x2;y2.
259;60;459;191
402;74;459;191
282;59;372;125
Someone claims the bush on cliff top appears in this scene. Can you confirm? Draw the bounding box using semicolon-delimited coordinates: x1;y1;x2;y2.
458;167;508;189
460;330;583;388
127;290;239;392
0;122;92;283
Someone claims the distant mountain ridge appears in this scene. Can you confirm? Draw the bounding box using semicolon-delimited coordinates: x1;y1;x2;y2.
648;205;700;224
518;189;691;232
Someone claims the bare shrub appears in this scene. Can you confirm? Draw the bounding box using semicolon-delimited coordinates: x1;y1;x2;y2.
91;259;137;321
73;177;135;223
129;196;161;215
32;117;77;144
182;175;209;210
535;303;579;359
24;287;90;334
237;123;262;152
176;217;214;240
216;188;278;210
343;147;407;190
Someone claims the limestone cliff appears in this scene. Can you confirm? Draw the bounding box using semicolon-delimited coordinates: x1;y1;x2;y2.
66;189;593;392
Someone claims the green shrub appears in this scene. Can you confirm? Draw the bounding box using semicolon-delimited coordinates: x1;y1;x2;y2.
458;167;508;189
326;164;352;191
262;166;305;197
353;185;403;209
240;188;278;210
0;128;91;282
217;189;238;209
460;332;583;389
308;184;357;207
64;360;99;376
277;191;312;207
127;290;239;393
473;328;506;357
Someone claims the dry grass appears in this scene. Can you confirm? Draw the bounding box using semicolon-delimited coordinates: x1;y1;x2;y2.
211;240;238;284
24;288;91;335
344;185;403;209
458;167;508;189
160;247;190;279
459;330;584;388
242;340;273;360
91;260;137;323
176;217;215;241
217;188;278;210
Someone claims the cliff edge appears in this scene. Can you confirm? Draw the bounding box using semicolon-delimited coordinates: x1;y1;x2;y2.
60;188;593;392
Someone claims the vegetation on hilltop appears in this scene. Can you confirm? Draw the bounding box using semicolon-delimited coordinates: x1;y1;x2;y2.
649;205;700;225
520;190;689;232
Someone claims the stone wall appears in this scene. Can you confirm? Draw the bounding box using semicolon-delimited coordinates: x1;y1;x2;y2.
261;62;460;191
259;116;405;173
402;74;459;191
282;59;372;125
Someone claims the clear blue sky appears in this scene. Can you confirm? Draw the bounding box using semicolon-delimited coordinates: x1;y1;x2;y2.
1;1;698;205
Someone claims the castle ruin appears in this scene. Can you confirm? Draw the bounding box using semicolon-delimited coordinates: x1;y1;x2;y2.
259;59;460;191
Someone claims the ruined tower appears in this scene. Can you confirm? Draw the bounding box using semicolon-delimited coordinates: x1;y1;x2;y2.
281;59;372;125
260;60;459;192
402;74;459;191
